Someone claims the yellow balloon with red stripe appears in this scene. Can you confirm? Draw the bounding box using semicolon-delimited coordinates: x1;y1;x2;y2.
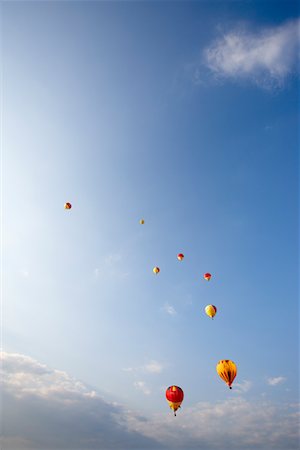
216;360;237;389
205;305;217;319
153;266;160;274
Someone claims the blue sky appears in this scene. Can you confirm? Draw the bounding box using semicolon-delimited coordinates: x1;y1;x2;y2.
2;1;299;449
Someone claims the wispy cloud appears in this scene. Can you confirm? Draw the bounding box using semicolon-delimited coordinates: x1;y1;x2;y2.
267;376;287;386
93;253;129;280
133;381;151;396
203;19;300;89
233;379;252;394
122;360;164;375
144;360;163;374
122;367;135;373
104;253;122;266
162;303;177;316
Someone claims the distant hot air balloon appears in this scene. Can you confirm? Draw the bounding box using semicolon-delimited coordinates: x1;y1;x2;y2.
177;253;184;261
64;202;72;210
205;305;217;319
204;272;212;281
166;385;184;416
153;267;160;274
216;360;237;389
139;219;145;225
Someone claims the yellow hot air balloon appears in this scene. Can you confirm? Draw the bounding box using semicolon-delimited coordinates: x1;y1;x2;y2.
153;266;160;274
205;305;217;319
216;360;237;389
139;219;145;224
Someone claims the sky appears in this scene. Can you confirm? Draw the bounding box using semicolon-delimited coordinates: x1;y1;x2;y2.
1;1;299;449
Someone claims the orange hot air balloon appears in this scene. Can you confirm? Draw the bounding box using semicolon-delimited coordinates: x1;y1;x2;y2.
139;219;145;224
177;253;184;261
166;385;184;416
204;272;212;281
64;202;72;210
153;267;160;274
216;360;237;389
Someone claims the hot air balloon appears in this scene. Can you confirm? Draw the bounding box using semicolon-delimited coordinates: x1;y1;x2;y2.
139;219;145;224
177;253;184;261
153;267;160;274
216;360;237;389
205;304;217;319
64;202;72;210
204;272;212;281
166;385;184;416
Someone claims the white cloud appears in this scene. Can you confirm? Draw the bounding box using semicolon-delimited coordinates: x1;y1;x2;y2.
1;352;158;449
122;367;135;372
133;381;151;396
122;360;164;375
93;268;101;278
3;352;94;399
104;253;122;266
162;303;177;316
2;352;299;449
126;397;300;449
144;360;163;374
93;253;129;280
233;379;252;394
203;19;300;89
267;376;287;386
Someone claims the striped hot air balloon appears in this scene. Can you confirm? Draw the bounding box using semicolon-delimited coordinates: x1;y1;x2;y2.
216;360;237;389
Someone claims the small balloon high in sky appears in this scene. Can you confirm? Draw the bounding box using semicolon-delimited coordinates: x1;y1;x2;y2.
203;272;212;281
205;305;217;319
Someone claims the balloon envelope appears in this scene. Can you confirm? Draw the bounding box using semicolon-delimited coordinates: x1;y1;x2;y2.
166;386;184;416
205;305;217;318
64;202;72;210
216;360;237;388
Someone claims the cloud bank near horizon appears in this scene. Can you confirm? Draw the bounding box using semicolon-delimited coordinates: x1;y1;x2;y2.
2;351;299;449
